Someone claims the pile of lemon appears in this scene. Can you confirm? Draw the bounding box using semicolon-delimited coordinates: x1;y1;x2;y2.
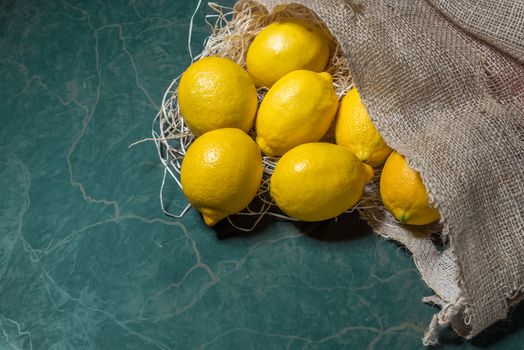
177;20;439;227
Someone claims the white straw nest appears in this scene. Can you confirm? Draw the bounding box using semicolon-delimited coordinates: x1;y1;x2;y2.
147;1;380;231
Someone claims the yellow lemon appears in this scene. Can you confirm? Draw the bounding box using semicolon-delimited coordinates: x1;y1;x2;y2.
335;88;391;167
255;70;338;156
178;57;258;136
246;19;331;87
180;128;263;226
270;143;374;222
380;151;440;225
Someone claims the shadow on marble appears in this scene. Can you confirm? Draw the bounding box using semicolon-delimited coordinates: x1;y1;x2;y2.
213;213;275;240
213;207;373;242
293;212;373;242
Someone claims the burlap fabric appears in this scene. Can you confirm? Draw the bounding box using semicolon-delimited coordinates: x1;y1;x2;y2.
253;0;524;344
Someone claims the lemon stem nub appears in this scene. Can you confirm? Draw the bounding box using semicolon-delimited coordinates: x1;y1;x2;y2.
203;214;220;227
362;163;374;182
398;213;408;224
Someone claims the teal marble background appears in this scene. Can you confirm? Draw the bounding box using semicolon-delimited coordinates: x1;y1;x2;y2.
1;1;523;349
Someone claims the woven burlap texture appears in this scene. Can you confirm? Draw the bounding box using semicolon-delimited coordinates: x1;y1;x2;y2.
253;0;524;344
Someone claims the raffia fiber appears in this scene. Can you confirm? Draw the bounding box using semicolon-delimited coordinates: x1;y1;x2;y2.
153;1;363;232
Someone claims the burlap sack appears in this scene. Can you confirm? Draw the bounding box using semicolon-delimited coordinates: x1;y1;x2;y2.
253;0;524;344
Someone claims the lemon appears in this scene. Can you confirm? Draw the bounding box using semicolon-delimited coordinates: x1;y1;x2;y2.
246;19;331;87
270;143;374;222
255;70;338;156
180;128;263;226
178;57;258;136
335;88;392;167
380;151;440;225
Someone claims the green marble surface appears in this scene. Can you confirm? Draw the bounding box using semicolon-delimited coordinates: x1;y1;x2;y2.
1;1;523;349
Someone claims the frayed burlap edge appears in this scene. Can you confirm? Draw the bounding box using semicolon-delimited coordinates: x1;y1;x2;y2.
253;0;501;346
